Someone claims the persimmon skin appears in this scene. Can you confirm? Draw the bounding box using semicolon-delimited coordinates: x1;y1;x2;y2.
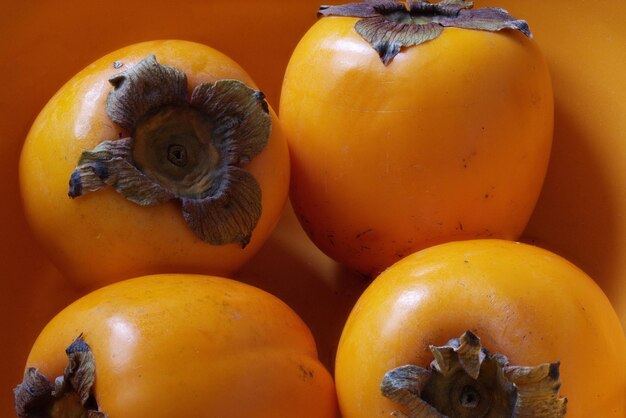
280;17;553;276
24;274;338;418
19;40;290;289
334;240;626;418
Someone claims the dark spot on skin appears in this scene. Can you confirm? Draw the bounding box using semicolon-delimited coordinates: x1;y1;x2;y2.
356;228;373;238
68;171;83;198
327;234;335;246
298;365;314;381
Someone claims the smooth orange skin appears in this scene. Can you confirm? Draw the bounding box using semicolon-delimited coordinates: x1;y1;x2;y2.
25;274;338;418
19;40;290;288
335;240;626;418
280;17;553;277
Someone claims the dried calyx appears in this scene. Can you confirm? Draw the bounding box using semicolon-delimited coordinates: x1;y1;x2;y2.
319;0;531;64
381;331;567;417
68;55;271;247
14;336;106;418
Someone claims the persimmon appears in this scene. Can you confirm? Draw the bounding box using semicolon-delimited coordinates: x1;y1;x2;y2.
280;0;553;277
14;274;338;418
334;239;626;417
19;40;290;288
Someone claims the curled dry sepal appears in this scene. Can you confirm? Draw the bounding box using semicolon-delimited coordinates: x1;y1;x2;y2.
381;330;567;417
319;0;532;64
68;55;271;247
14;335;106;418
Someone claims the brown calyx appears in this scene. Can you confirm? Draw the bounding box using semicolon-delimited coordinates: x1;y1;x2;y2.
319;0;532;64
67;55;271;247
14;336;106;418
381;330;567;418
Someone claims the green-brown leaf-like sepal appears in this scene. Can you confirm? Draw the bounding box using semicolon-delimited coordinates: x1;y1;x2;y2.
191;80;270;165
107;54;188;131
381;365;445;417
68;137;175;205
319;0;532;64
381;330;567;418
68;56;271;247
182;167;262;248
505;363;568;418
14;336;107;418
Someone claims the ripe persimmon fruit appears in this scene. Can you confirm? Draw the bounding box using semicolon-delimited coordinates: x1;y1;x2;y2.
280;0;553;276
20;40;290;288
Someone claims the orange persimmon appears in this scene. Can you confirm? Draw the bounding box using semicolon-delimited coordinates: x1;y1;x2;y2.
15;274;338;418
280;0;553;277
19;40;290;289
335;239;626;418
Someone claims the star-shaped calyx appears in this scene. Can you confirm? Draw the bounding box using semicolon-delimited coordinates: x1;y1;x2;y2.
14;336;106;418
68;55;271;247
319;0;532;64
381;330;567;417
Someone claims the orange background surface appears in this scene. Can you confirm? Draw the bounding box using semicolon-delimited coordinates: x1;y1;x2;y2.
1;1;625;416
